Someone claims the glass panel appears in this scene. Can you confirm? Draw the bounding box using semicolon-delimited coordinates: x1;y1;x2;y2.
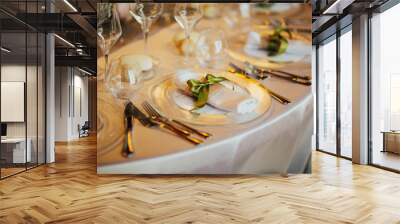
390;75;400;130
27;0;39;169
38;32;45;165
312;46;317;150
1;31;27;177
371;3;400;171
0;0;46;178
318;37;337;154
27;31;38;169
340;29;352;158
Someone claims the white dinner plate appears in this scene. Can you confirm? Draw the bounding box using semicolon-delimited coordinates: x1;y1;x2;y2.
149;70;272;126
227;31;310;65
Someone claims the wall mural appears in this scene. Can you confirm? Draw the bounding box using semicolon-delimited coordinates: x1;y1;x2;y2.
97;3;313;174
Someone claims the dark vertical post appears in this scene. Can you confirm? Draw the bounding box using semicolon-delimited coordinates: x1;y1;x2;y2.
69;69;71;118
72;69;74;118
25;0;28;171
44;27;47;164
36;0;39;167
316;44;320;150
367;11;373;165
0;18;2;179
336;26;341;157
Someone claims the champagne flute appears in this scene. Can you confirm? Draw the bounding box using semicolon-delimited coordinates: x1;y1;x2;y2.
129;3;163;53
174;3;203;64
97;3;122;73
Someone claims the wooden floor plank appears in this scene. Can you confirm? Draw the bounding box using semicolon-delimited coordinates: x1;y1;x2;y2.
0;135;399;223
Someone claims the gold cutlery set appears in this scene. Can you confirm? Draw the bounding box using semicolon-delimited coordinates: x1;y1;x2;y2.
228;62;311;105
122;101;212;157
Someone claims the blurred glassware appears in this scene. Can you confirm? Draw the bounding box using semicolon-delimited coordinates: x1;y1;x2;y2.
196;29;228;69
97;3;122;71
116;3;133;21
129;2;163;52
174;3;203;65
201;4;219;19
222;4;252;36
106;57;154;99
252;3;300;15
239;3;251;18
223;8;240;29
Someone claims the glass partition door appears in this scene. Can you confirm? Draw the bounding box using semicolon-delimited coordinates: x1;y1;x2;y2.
27;31;38;170
0;1;46;179
316;26;353;159
339;29;352;158
0;31;27;177
370;3;400;171
317;37;337;154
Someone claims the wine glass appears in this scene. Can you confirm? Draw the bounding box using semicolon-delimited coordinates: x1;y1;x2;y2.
174;3;203;65
196;29;228;69
97;3;122;76
129;3;163;53
106;59;141;100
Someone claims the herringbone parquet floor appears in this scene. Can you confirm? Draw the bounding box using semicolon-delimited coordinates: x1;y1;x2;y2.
1;136;400;224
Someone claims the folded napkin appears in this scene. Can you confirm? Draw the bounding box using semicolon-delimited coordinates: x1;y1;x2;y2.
244;32;309;62
118;54;153;85
269;3;299;13
174;69;258;114
120;54;153;71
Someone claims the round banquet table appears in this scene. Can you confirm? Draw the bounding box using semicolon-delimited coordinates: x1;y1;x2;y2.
97;9;313;174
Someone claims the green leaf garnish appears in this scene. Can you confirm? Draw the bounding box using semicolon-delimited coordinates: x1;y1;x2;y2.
186;74;226;109
195;85;209;108
256;3;272;8
263;27;291;56
206;74;226;84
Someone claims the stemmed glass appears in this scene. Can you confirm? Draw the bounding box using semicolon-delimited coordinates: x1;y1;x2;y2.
97;3;122;73
106;58;142;100
196;29;228;69
174;3;203;65
129;3;163;53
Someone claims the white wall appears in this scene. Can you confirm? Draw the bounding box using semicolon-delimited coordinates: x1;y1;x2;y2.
1;65;26;139
72;73;89;138
1;65;25;124
1;82;25;122
1;63;46;164
0;65;38;138
54;66;69;141
54;67;89;141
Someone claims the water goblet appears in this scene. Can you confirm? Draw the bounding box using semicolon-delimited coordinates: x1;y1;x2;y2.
129;3;163;53
97;3;122;73
174;3;203;65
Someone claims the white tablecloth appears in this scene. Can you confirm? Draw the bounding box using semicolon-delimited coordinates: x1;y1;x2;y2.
97;16;313;174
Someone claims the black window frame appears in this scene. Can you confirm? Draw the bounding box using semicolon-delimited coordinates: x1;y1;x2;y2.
315;23;353;161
